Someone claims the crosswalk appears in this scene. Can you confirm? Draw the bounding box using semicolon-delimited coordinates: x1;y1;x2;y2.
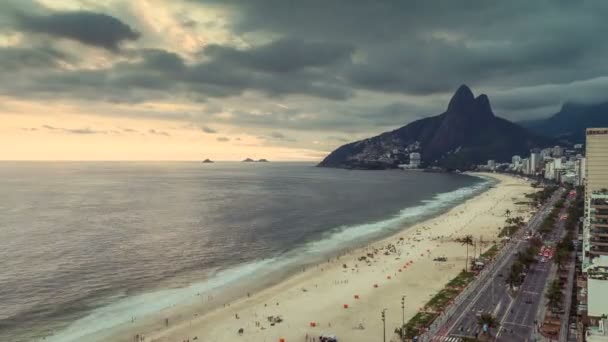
430;336;462;342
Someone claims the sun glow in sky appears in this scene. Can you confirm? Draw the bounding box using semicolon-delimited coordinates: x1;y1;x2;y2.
2;0;608;160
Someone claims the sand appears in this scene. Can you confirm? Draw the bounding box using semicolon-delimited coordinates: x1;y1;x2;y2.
109;173;533;342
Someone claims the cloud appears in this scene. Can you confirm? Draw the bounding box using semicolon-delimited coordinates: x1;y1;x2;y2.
202;38;354;73
122;128;139;133
148;129;170;136
16;10;140;51
201;125;217;133
41;125;108;134
216;136;230;142
327;136;349;142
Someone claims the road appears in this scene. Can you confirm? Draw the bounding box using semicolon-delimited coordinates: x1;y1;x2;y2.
430;188;567;342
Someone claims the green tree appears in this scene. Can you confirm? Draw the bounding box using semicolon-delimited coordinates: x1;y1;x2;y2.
546;280;563;311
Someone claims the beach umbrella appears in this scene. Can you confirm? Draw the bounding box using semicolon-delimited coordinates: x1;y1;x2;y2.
354;294;360;299
343;304;349;309
374;284;379;288
310;322;317;327
387;276;391;280
398;269;402;272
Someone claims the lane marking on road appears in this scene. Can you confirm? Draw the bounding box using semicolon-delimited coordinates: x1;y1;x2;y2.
501;321;534;328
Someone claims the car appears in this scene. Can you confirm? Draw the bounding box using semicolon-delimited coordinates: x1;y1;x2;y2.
541;257;546;263
525;299;533;304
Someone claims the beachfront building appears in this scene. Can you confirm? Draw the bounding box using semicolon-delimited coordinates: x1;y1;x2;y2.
585;256;608;338
530;151;541;175
586;128;608;200
583;129;608;337
583;190;608;268
553;145;564;157
487;159;496;170
409;152;421;168
578;157;587;187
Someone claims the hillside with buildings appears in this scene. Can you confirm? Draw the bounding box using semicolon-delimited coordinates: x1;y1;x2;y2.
318;85;552;170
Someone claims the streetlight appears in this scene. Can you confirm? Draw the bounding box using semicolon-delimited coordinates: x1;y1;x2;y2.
401;296;406;341
381;308;387;342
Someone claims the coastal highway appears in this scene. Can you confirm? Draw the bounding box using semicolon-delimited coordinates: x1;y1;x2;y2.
431;188;565;342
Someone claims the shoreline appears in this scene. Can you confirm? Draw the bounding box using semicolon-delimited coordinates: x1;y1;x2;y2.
94;172;532;342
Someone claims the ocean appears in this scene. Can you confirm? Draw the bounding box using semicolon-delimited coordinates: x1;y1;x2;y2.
0;162;491;341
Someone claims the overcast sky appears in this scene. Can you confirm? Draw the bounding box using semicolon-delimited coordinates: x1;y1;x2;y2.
2;0;608;160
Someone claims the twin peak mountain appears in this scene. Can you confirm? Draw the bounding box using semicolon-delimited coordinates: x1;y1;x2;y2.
318;85;552;170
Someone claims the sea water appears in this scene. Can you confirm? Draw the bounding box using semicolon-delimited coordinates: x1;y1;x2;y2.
0;162;491;341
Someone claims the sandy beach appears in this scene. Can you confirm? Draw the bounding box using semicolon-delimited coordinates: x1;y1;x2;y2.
108;172;533;342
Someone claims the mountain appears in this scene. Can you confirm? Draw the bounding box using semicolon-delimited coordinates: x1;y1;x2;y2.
521;101;608;143
318;85;553;170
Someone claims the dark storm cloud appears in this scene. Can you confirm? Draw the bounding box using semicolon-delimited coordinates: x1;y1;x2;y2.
1;42;353;102
202;38;354;73
189;0;608;99
0;45;72;69
16;10;140;51
2;0;608;134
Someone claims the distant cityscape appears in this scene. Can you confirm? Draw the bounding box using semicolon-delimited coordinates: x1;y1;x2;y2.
479;144;587;187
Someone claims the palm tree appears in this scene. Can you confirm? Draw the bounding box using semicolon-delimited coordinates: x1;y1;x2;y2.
505;209;512;218
477;313;499;336
460;235;474;272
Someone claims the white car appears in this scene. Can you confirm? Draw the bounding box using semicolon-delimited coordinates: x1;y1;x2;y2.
540;257;547;263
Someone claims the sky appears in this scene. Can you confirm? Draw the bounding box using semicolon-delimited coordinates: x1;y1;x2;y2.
2;0;608;160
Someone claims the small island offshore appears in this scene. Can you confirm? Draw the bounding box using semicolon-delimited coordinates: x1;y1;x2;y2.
242;158;269;162
202;159;214;163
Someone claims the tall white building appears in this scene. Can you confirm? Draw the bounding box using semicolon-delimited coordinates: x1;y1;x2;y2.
553;145;564;157
530;152;541;175
577;157;587;187
409;152;421;168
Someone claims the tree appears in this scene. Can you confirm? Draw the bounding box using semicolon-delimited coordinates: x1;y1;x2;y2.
546;280;563;311
554;248;568;270
505;209;512;218
459;235;474;272
477;313;499;336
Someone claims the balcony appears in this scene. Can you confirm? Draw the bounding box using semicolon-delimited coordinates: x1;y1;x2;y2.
589;249;608;256
592;223;608;229
590;239;608;247
594;214;608;220
591;205;608;210
591;230;608;237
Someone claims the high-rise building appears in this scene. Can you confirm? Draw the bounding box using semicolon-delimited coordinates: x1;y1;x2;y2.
586;128;608;198
487;160;496;170
552;145;564;157
577;157;587;187
409;152;421;168
530;152;541;174
583;129;608;332
512;155;521;165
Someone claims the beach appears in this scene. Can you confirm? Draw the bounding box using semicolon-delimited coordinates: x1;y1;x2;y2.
102;172;533;342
